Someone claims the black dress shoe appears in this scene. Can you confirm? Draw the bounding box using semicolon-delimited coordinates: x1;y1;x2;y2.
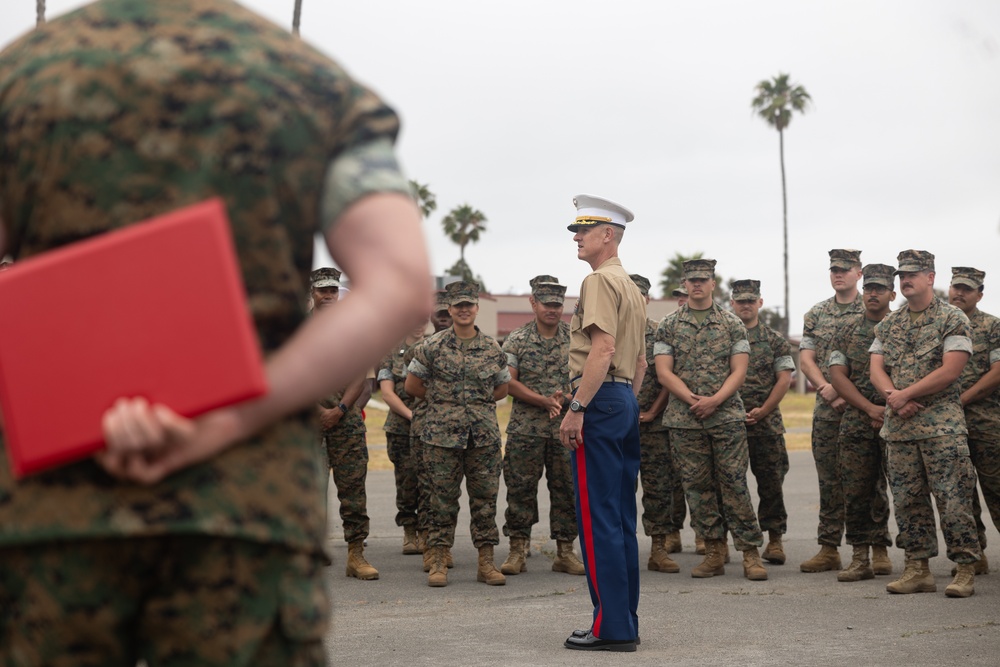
565;631;636;652
571;629;640;645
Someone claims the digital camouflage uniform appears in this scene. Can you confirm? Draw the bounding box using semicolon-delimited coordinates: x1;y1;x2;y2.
378;340;420;529
404;336;432;533
742;322;795;535
655;303;763;551
408;326;511;549
321;389;370;544
872;297;980;563
502;320;576;541
956;306;1000;549
0;1;410;663
801;293;865;546
638;317;686;537
829;316;892;547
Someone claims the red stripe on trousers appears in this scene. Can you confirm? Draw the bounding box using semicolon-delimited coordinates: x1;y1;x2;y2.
575;428;603;636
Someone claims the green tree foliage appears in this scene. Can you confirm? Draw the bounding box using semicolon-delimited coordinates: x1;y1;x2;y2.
446;258;487;293
751;72;812;337
409;180;437;219
660;251;726;302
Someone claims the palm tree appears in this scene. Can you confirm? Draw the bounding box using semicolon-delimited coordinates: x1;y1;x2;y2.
292;0;302;36
441;204;487;263
751;73;811;337
36;0;45;26
409;180;437;219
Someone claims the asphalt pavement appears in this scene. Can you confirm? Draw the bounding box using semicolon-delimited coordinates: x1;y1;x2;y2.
323;450;1000;666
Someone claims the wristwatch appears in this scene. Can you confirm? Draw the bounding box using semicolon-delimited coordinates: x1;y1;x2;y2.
337;402;349;414
569;399;588;414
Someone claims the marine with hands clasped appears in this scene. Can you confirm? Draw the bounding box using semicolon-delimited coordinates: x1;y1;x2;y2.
405;281;511;588
500;276;586;577
561;195;646;652
654;260;767;582
827;264;895;582
869;250;981;598
631;274;683;573
799;249;866;573
948;266;1000;575
731;279;795;565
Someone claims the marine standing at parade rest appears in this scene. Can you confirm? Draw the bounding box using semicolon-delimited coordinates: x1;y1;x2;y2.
313;268;379;581
870;250;981;598
500;275;586;577
406;281;511;587
827;264;895;582
799;249;866;573
560;195;646;652
731;279;795;566
631;273;682;573
0;1;432;662
378;317;430;555
949;266;1000;575
655;259;767;581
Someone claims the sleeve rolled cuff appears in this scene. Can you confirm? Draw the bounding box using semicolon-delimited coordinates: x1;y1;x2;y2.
990;349;1000;365
376;369;394;382
799;335;816;351
320;137;412;233
505;352;519;369
944;335;973;355
407;358;430;380
496;368;512;385
653;342;674;356
869;338;884;355
773;355;796;372
828;351;847;367
731;339;751;355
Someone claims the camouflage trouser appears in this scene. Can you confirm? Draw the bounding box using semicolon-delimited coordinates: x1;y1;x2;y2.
811;418;845;546
423;442;501;549
887;435;981;563
413;437;430;532
746;433;789;535
323;429;370;544
386;433;418;528
502;433;577;541
639;428;686;535
968;436;1000;549
670;423;763;551
0;537;328;667
838;410;891;547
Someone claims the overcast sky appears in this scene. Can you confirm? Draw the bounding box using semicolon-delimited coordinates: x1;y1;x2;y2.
5;1;999;334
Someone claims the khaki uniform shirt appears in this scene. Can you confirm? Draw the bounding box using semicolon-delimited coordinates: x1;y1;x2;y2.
801;294;865;422
568;257;646;381
871;299;972;442
408;327;511;449
503;320;570;439
742;323;794;436
654;303;751;430
638;318;668;433
958;308;1000;441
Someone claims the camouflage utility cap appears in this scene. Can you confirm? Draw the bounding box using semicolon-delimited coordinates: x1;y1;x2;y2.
434;290;450;311
951;267;985;290
629;274;652;297
672;286;688;297
895;249;935;274
445;280;480;305
829;249;862;270
311;267;342;289
683;258;716;280
530;274;566;304
731;279;761;301
863;264;895;289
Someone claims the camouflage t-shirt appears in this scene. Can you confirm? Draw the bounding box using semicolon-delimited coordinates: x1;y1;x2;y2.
503;320;570;439
829;315;883;406
377;339;419;436
871;299;972;442
0;0;408;553
408;327;511;449
958;308;1000;440
742;323;794;436
800;294;865;422
637;318;668;433
654;303;750;430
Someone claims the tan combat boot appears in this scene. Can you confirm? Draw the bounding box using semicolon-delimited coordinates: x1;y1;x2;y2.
416;529;427;553
743;547;768;581
886;556;936;594
695;535;706;555
945;563;976;598
346;540;379;580
723;540;731;564
477;545;506;586
800;545;842;573
501;537;528;575
871;544;893;575
665;531;683;554
553;540;587;575
427;546;448;587
951;551;988;576
647;535;680;573
402;525;420;555
445;547;454;569
762;531;786;565
691;539;726;578
838;545;874;582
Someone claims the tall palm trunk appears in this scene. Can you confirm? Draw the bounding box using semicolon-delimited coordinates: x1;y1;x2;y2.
292;0;302;36
36;0;46;26
779;128;789;337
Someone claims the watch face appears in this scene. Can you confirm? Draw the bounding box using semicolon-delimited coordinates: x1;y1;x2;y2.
570;400;582;412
